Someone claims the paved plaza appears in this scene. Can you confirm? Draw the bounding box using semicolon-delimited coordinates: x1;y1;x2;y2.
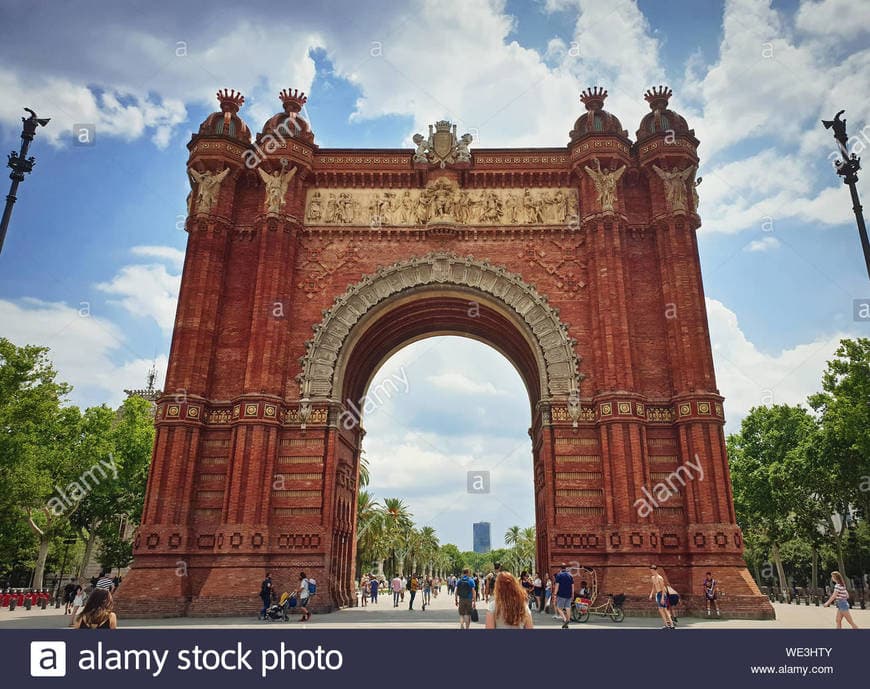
1;591;867;630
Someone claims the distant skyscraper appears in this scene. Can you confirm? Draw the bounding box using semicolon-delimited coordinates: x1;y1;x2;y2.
473;522;491;554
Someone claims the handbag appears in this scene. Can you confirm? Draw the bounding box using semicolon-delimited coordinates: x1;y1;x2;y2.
470;606;479;623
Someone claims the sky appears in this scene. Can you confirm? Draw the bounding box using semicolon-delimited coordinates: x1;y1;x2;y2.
0;0;868;550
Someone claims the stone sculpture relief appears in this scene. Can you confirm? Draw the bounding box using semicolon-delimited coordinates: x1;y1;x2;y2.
304;179;578;227
258;164;298;214
584;157;626;213
652;164;696;212
188;167;230;213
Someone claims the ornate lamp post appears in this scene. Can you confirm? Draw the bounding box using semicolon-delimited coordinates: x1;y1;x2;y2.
0;108;50;256
822;110;870;280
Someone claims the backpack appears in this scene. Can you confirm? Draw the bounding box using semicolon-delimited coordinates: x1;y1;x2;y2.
456;577;472;599
308;578;317;595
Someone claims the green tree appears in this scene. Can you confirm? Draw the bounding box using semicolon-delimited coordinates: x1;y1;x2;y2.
808;338;870;580
728;404;817;593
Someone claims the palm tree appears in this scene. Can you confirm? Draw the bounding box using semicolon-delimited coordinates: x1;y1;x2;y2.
358;449;370;488
382;497;413;575
419;525;440;574
356;490;383;576
520;526;536;572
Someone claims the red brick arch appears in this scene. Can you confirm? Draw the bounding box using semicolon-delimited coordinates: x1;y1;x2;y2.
115;87;773;619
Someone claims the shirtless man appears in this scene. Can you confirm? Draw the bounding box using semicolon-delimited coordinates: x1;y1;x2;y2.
648;564;674;629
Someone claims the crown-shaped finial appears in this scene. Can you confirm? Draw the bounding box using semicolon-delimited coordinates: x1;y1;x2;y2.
279;88;308;113
580;87;608;111
216;88;245;113
644;85;672;111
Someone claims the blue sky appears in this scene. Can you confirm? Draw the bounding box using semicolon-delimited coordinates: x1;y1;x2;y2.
0;0;867;549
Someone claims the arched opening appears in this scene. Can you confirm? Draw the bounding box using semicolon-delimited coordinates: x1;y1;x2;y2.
354;335;535;588
327;289;553;605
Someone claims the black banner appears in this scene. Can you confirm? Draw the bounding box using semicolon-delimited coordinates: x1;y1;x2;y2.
8;629;867;687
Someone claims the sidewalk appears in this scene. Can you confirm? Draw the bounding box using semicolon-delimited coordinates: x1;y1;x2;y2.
1;592;867;629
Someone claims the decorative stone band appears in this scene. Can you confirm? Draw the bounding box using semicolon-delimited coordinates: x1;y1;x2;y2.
303;184;579;227
297;252;582;401
546;398;725;425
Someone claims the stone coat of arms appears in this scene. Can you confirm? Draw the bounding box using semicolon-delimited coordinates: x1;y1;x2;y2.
413;120;473;168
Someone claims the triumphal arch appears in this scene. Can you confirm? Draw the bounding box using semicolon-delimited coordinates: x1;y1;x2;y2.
117;85;772;617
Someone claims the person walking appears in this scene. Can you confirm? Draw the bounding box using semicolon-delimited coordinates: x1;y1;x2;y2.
68;585;85;626
703;571;720;617
553;563;574;629
297;571;311;622
823;571;859;629
369;574;379;604
545;574;554;616
648;564;674;629
95;571;115;593
422;575;432;609
532;572;544;613
62;578;77;615
391;574;402;607
360;575;369;607
454;568;477;629
258;572;273;620
408;573;419;610
72;588;117;629
485;572;534;629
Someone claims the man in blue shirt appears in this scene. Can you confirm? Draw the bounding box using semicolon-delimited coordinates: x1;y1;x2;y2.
454;568;477;629
553;563;574;629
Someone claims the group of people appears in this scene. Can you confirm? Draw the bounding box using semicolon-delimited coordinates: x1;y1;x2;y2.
258;571;316;622
356;573;443;609
60;571;118;626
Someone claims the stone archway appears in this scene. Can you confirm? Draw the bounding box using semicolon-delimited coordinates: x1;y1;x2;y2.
295;252;584;606
296;252;582;403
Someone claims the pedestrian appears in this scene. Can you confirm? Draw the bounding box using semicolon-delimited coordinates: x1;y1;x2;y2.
68;585;84;626
296;572;312;622
72;588;117;629
553;563;574;629
400;575;407;602
391;573;402;607
484;571;495;602
258;572;273;620
408;573;419;610
823;571;858;629
703;571;720;617
648;564;674;629
667;584;680;625
533;572;544;613
63;578;77;614
520;571;534;609
454;567;477;629
95;570;115;592
369;574;379;603
545;574;553;616
360;575;369;607
486;572;534;629
422;575;432;609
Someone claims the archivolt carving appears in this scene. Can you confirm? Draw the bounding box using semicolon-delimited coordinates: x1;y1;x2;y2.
296;252;582;400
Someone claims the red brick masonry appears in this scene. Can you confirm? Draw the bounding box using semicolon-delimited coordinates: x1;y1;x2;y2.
115;86;774;619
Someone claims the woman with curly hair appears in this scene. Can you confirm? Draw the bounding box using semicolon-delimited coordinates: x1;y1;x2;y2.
72;588;117;629
485;572;534;629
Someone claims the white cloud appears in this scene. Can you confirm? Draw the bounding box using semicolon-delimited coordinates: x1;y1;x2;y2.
130;245;186;268
426;372;505;396
96;263;180;333
795;0;870;42
744;236;781;252
706;297;847;430
0;297;166;408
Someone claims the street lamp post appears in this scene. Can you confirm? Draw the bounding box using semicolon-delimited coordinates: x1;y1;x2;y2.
0;108;50;256
822;111;870;280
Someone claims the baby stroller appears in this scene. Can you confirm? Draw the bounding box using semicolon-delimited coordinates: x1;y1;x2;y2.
263;592;295;621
